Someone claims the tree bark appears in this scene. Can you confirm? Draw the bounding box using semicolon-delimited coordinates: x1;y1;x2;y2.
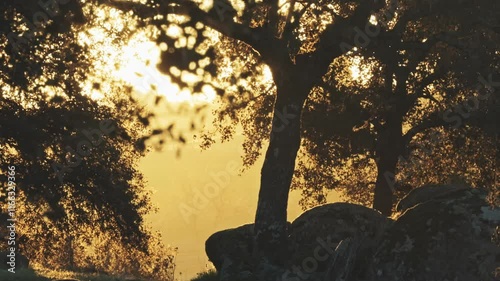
373;113;403;216
252;1;379;255
373;152;398;216
254;78;308;265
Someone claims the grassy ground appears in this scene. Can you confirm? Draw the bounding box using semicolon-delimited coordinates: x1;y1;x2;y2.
1;266;216;281
189;270;217;281
0;268;50;281
0;267;150;281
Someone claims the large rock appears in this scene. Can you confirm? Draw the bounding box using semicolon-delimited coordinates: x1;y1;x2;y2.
286;203;392;280
373;187;500;281
204;185;499;281
205;204;392;281
205;223;258;281
395;183;469;213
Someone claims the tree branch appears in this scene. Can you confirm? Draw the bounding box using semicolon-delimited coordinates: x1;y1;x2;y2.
404;69;446;113
403;111;444;145
281;0;297;38
107;0;264;51
401;104;491;145
263;0;281;35
415;71;445;96
296;0;384;88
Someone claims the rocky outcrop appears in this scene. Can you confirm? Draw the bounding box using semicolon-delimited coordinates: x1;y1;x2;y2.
205;185;500;281
205;223;257;281
287;203;392;279
395;183;469;212
205;204;391;281
373;187;500;281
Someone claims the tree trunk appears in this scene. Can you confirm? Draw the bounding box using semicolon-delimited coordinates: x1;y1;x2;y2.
373;151;398;216
373;114;403;216
254;80;307;265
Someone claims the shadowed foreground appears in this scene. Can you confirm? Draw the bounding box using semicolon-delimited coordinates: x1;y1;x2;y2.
205;185;500;281
0;268;150;281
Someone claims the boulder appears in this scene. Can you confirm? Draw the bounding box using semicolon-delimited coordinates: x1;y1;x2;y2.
205;223;291;281
374;187;500;281
395;183;468;213
205;204;392;281
205;223;255;272
287;203;392;280
204;185;499;281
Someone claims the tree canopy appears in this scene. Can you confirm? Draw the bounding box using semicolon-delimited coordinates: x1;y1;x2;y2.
205;0;500;212
1;0;149;245
1;0;175;278
105;0;499;267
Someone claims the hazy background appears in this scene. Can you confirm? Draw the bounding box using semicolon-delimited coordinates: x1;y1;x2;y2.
139;131;340;280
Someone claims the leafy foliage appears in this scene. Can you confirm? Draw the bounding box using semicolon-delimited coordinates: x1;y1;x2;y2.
1;0;175;278
290;0;500;208
197;0;500;209
103;0;498;214
190;270;218;281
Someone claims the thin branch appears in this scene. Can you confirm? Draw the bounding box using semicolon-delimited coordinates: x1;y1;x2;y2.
296;1;384;88
415;71;445;95
421;92;442;107
281;0;297;38
282;2;310;44
404;69;445;109
403;111;443;145
263;0;281;35
107;0;264;51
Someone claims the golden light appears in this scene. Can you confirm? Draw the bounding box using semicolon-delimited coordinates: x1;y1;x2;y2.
263;65;273;82
348;56;372;86
78;7;216;104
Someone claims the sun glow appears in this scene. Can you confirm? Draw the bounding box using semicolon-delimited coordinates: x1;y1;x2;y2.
348;56;372;86
78;7;216;104
109;34;216;104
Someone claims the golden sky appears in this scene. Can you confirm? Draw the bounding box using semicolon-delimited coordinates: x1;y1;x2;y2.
137;112;335;279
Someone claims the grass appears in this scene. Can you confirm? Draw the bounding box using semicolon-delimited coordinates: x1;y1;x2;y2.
189;270;218;281
0;268;50;281
1;267;219;281
0;267;151;281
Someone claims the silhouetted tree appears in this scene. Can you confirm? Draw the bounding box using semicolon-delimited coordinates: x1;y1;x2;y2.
291;0;500;214
0;2;176;277
108;0;385;266
203;0;499;215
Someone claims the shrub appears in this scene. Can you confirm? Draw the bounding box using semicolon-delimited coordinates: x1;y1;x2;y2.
190;270;218;281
